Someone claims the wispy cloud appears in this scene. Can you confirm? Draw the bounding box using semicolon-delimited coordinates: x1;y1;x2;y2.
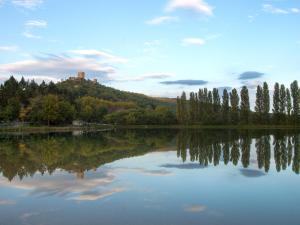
0;45;19;52
0;52;118;81
184;204;206;213
12;0;43;9
70;188;126;201
114;73;173;82
182;37;206;46
25;20;47;28
161;79;208;86
22;31;41;39
238;71;264;80
146;16;179;25
0;199;16;205
69;49;128;64
166;0;213;16
263;4;300;14
241;80;263;90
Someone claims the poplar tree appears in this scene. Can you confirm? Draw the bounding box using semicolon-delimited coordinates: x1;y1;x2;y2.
279;84;286;123
179;92;188;124
262;82;270;124
255;85;263;123
189;92;196;123
222;89;230;124
212;88;221;123
230;88;240;124
286;88;292;118
240;86;250;124
290;80;299;123
176;97;182;123
273;83;280;123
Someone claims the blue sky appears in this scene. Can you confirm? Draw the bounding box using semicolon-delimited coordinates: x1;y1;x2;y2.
0;0;299;98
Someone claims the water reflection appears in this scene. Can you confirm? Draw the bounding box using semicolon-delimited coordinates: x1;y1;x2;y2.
0;129;300;183
176;129;300;174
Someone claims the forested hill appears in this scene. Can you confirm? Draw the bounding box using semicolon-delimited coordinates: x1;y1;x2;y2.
57;78;174;109
0;76;176;125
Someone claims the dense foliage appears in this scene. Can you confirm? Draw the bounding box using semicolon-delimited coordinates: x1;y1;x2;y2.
177;81;300;125
0;76;176;125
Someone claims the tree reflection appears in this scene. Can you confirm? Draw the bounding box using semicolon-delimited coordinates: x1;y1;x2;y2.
176;129;300;175
0;129;300;181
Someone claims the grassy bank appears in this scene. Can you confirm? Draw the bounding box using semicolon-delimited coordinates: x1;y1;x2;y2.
1;124;300;134
0;124;114;134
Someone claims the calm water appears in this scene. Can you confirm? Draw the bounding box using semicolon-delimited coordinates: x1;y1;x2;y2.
0;129;300;225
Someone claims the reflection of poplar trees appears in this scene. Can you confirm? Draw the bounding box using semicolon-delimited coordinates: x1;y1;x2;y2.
176;129;300;174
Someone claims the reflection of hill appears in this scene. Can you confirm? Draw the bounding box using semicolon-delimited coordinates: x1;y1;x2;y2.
0;129;177;181
1;129;299;181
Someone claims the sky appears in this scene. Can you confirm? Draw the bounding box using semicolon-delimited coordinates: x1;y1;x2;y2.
0;0;299;98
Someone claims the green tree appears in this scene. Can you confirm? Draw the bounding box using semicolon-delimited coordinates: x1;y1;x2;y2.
290;80;299;123
286;88;292;120
279;84;286;123
255;85;263;123
273;83;280;123
262;82;270;124
212;88;221;124
42;95;60;125
222;89;230;124
240;86;250;124
230;88;240;124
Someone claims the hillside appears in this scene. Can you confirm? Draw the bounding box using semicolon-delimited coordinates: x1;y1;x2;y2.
0;76;176;125
57;78;175;109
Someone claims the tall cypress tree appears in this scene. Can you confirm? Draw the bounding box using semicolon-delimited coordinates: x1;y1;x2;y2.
222;89;230;124
180;92;188;124
189;92;196;123
176;97;182;124
290;80;299;123
279;84;286;123
212;88;221;123
255;85;263;123
240;86;250;124
230;88;240;125
286;88;292;119
262;82;270;124
273;83;280;123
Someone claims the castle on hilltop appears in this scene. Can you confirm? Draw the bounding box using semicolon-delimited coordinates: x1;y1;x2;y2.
69;71;86;81
68;72;97;83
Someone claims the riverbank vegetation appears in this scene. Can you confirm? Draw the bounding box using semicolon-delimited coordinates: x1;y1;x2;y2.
177;81;299;126
0;76;299;127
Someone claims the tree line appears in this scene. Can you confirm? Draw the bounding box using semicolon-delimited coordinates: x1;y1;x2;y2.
0;76;176;125
176;81;300;125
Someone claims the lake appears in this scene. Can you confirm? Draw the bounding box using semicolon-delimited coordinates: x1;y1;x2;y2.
0;129;299;225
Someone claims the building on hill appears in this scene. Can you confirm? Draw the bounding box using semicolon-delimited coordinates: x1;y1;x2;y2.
77;72;85;80
69;72;86;81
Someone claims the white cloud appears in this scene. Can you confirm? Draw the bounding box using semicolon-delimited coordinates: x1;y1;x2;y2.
70;188;126;201
291;8;300;13
12;0;43;9
0;45;19;52
182;37;206;46
263;4;300;14
146;16;179;25
114;72;173;82
23;31;41;39
25;20;47;28
70;49;128;64
184;204;206;213
0;199;16;205
0;53;117;82
166;0;213;16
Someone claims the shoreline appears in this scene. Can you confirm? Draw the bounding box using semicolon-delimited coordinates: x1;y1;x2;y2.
1;124;300;134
